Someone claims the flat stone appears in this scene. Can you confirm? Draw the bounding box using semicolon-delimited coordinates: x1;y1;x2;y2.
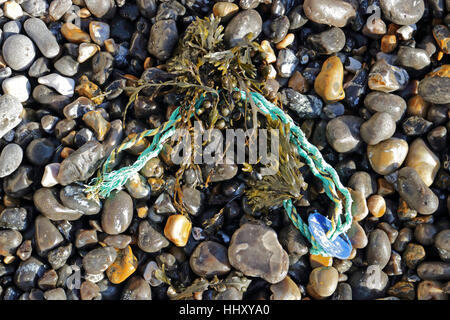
228;223;289;284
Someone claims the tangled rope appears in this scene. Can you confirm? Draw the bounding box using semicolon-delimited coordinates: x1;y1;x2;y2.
85;89;353;258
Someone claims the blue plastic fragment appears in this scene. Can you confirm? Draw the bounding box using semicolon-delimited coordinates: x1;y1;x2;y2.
308;213;353;259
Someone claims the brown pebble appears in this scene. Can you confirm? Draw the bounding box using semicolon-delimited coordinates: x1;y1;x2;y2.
367;195;386;218
403;243;426;269
80;280;100;300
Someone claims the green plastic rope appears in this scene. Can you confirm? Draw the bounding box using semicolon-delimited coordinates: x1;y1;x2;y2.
85;89;352;257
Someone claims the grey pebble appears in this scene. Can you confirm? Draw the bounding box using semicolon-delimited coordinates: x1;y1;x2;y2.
54;55;79;77
2;34;36;71
0;143;23;178
281;88;323;119
326;115;363;153
0;94;23;139
24;18;60;59
224;9;262;47
360;112;396;145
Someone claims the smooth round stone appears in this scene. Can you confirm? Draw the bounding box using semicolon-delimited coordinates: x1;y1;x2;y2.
137;220;169;253
2;75;31;103
0;207;27;230
60;185;102;215
270;276;301;300
266;15;290;44
3;1;23;20
0;143;23;178
14;257;46;291
83;246;117;275
303;0;355;27
33;188;84;221
38;73;75;97
190;241;231;278
405;138;440;187
54;56;79;77
349;265;388;300
314;56;345;104
396;46;430;70
24;18;60;59
360;112;396;145
326;115;363;153
308;27;345;55
368;59;409;92
49;0;73;21
418;68;450;104
101;190;133;235
85;0;115;18
367;229;391;269
25;138;55;166
147;19;178;61
228;223;289;284
57;141;105;185
347;221;368;249
309;266;339;297
2;34;36;71
121;276;152;300
364;92;406;122
434;230;450;262
417;262;450;281
34;215;64;254
89;21;110;46
0;229;22;256
380;0;425;25
224;9;262;47
367;138;409;175
397;167;439;215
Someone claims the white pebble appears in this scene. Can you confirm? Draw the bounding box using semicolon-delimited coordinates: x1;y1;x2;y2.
78;43;100;63
396;25;416;41
3;1;23;20
2;75;31;102
38;73;75;97
41;163;60;187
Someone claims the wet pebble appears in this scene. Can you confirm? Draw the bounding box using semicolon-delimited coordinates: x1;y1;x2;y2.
366;229;391;269
101;191;133;235
137;220;169;253
367;138;408;175
308;27;345;55
82;246;117;275
435;230;450;262
303;0;356;28
189;241;231;278
228;223;289;284
147;19;178;61
224;9;262;47
404;138;440;187
280;88;323;118
0;229;22;256
308;266;338;298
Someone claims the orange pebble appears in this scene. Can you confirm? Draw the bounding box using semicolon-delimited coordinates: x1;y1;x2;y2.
106;246;138;284
276;33;295;50
407;95;429;118
367;195;386;218
61;147;74;159
381;34;397;53
164;214;192;247
309;254;333;268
